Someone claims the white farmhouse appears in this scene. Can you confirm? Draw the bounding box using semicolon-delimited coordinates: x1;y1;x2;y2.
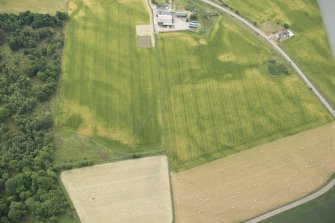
156;14;174;27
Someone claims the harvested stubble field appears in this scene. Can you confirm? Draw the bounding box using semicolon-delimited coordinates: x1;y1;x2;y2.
61;156;173;223
158;15;333;170
0;0;66;13
172;122;335;223
55;0;162;164
220;0;335;108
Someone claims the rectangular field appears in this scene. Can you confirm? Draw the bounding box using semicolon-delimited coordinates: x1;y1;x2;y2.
54;0;162;164
0;0;66;13
220;0;335;108
61;156;173;223
172;122;335;223
158;15;333;170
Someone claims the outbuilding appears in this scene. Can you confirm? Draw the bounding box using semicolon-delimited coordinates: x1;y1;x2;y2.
175;11;188;18
156;14;174;26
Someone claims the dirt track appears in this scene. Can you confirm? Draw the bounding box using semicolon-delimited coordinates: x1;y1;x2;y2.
172;123;335;223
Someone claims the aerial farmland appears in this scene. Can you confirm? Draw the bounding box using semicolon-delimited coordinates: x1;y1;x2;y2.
0;0;334;222
61;156;173;223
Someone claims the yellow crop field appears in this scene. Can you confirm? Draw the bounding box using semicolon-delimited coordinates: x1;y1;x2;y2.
61;156;173;223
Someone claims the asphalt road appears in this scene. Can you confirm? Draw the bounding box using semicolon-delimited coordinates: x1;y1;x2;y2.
197;0;335;221
245;179;335;223
199;0;335;118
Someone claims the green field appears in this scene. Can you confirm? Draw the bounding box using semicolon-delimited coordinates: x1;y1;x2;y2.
158;16;333;170
55;0;333;170
0;0;66;13
220;0;335;108
263;186;335;223
54;0;162;165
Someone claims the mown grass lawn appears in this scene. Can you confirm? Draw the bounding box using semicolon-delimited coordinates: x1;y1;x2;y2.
0;0;66;13
263;186;335;223
158;16;333;171
219;0;335;108
54;0;162;165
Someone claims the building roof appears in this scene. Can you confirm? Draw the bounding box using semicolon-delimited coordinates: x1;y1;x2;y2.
175;11;188;16
156;14;173;24
157;9;172;15
157;14;173;19
163;22;174;26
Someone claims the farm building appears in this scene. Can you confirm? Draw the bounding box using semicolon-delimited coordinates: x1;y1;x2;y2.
276;29;294;42
156;9;173;16
175;11;188;18
156;14;174;27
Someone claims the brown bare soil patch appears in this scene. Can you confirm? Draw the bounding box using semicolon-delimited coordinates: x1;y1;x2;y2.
172;123;335;223
136;25;154;48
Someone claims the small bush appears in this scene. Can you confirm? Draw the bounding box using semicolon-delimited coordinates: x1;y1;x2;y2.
284;23;290;29
132;153;142;159
190;13;198;20
267;60;289;76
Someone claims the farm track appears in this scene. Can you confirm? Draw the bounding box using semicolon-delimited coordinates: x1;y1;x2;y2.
199;0;335;118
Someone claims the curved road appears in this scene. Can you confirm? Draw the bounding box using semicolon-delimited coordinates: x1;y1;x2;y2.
245;179;335;222
199;0;335;118
198;0;335;221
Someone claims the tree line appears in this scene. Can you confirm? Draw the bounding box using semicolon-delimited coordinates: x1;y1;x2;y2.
0;11;70;222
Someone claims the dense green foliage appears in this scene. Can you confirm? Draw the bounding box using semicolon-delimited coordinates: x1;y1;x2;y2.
0;11;69;222
266;59;289;76
263;186;335;223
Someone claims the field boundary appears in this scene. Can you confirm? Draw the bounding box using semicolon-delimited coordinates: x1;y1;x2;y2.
57;175;81;222
172;122;335;223
245;173;335;222
61;155;173;223
277;44;335;109
198;0;335;118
